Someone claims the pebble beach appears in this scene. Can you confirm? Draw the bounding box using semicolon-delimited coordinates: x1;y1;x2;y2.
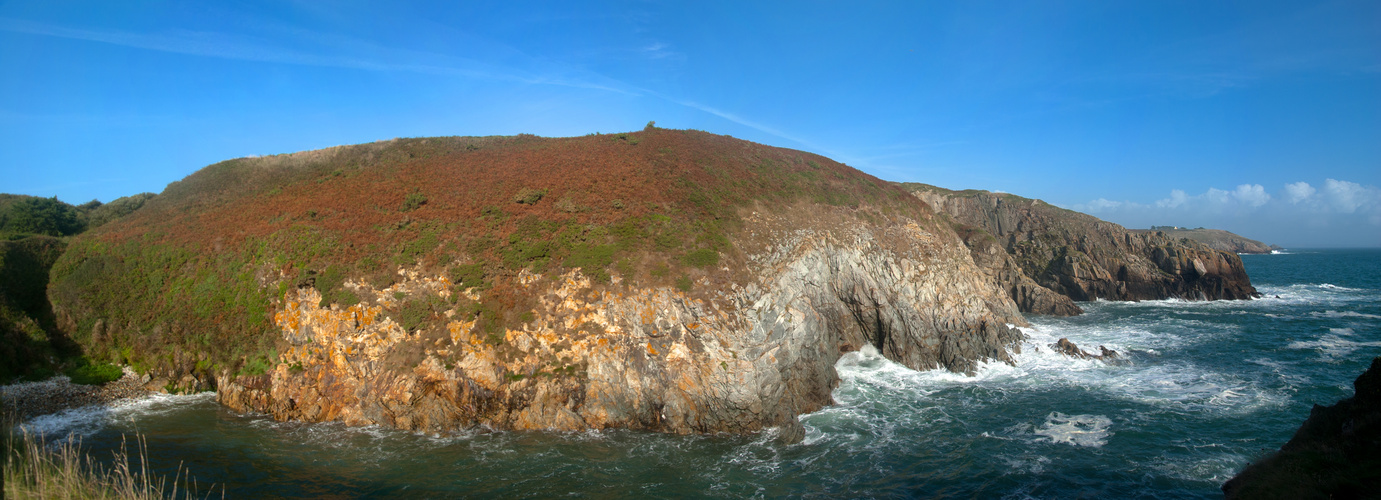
1;369;154;423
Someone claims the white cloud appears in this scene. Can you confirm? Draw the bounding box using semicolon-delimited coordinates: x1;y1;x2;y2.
1283;181;1316;204
1083;199;1125;211
1233;184;1270;207
1072;179;1381;247
1322;178;1375;213
1205;187;1232;206
1155;189;1189;208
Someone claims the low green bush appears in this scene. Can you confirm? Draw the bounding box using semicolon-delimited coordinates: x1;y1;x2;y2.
400;192;428;212
512;187;546;205
66;359;122;385
682;248;719;268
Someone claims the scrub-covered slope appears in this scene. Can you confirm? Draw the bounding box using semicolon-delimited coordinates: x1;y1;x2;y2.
49;129;1025;437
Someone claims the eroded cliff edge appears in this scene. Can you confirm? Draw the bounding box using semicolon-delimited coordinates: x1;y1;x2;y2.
49;130;1024;437
905;183;1259;316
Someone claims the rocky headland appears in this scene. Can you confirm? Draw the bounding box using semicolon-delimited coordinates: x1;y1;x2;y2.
44;130;1027;438
905;183;1259;316
1131;227;1276;255
20;130;1258;439
1223;356;1381;498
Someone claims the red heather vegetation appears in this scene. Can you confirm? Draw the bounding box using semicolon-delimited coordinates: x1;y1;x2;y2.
50;128;934;377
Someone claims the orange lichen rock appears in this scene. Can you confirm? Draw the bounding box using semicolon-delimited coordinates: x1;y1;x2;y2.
219;205;1026;440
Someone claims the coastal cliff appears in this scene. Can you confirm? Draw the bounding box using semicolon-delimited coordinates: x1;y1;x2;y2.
216;206;1022;436
1223;356;1381;498
905;184;1258;315
48;129;1024;436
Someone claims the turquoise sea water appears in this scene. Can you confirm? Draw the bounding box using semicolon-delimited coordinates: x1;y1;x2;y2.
20;249;1381;498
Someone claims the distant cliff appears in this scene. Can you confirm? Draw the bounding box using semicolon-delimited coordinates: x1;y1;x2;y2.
1131;227;1274;254
1223;357;1381;499
50;130;1025;438
904;183;1258;316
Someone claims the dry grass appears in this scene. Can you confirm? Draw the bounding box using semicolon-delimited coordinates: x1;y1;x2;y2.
3;419;219;499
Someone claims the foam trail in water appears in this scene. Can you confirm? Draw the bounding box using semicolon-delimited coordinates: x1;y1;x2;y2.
20;392;216;438
1314;310;1381;320
1032;412;1113;447
1288;330;1381;361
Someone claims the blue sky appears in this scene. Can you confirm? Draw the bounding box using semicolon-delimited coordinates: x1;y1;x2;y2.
1;1;1377;246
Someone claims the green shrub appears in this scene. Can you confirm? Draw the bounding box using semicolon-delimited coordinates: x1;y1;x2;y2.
682;248;719;268
322;288;359;308
4;197;84;236
566;243;616;283
675;275;693;292
66;359;122;385
400;300;432;332
241;350;277;376
512;187;546;205
449;263;488;290
400;192;428;212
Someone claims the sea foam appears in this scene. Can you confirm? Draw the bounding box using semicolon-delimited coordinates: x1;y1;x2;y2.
1032;412;1113;447
20;392;215;438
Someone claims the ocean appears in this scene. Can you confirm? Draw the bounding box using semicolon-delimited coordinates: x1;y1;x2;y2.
19;249;1381;498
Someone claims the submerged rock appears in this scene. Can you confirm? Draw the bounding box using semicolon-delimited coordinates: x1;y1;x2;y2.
1049;337;1120;364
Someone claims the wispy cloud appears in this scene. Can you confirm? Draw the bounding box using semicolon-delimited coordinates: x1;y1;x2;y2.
640;42;678;60
0;16;637;93
2;16;836;150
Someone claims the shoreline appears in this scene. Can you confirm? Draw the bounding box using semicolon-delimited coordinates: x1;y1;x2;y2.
1;370;156;424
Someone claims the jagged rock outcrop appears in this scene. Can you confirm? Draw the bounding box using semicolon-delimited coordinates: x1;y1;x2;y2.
952;224;1083;316
906;184;1258;312
1223;357;1381;498
216;207;1025;437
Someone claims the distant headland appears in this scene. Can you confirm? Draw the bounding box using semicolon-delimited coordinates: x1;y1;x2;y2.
1132;226;1280;254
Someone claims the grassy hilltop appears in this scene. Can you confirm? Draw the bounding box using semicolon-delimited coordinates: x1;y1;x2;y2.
47;127;929;383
